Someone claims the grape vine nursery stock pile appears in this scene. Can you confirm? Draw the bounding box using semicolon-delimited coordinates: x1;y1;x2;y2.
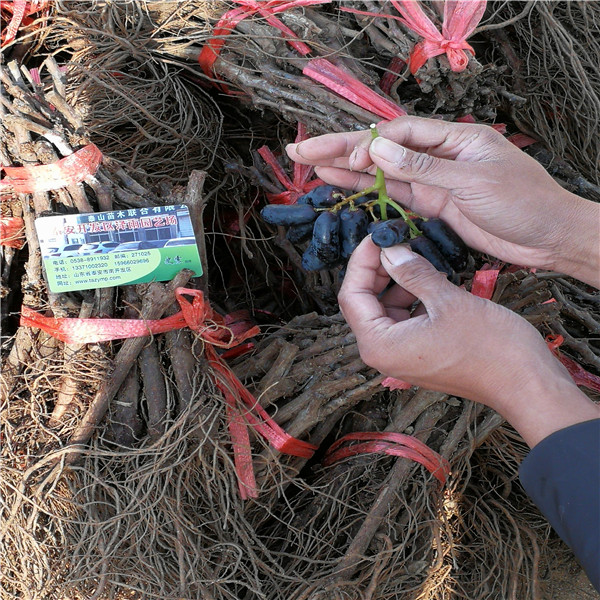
3;2;600;600
262;127;468;280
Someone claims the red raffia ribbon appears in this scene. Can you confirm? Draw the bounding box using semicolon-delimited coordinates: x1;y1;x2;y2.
2;0;49;46
379;56;406;96
381;377;412;391
470;268;500;300
323;431;451;485
258;122;324;204
0;217;25;249
546;334;600;393
21;288;317;498
0;144;103;194
339;0;486;74
391;0;486;74
302;58;408;120
506;133;537;149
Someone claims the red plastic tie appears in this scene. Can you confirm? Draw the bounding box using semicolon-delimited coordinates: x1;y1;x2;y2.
198;0;329;91
340;1;485;73
390;0;486;74
546;334;600;393
0;144;103;194
0;217;25;248
258;122;324;204
506;133;537;148
381;377;412;391
2;0;49;46
323;431;450;485
303;58;408;120
470;269;499;300
21;288;317;499
379;56;406;96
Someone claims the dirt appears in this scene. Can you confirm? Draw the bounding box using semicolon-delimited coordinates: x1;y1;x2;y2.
544;558;599;600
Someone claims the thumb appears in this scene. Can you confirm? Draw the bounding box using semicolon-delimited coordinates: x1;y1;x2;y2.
380;244;456;310
370;136;470;190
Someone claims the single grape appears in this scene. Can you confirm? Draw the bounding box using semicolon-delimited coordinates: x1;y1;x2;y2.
409;236;459;283
286;222;314;244
261;203;317;226
311;211;341;264
301;244;329;271
370;218;410;248
297;185;344;208
416;218;469;271
340;208;369;258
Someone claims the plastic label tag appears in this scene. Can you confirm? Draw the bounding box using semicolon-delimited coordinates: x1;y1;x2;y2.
35;205;203;292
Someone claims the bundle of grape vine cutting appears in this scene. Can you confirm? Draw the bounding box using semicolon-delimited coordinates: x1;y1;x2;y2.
2;1;600;599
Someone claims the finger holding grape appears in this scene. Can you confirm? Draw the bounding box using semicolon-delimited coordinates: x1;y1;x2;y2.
287;116;600;287
338;237;600;449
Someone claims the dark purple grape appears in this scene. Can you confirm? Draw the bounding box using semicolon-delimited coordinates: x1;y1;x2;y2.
261;203;317;226
371;203;402;219
340;208;369;258
297;185;344;208
409;236;459;283
311;211;340;264
370;219;410;248
286;222;314;244
417;218;469;271
301;244;329;271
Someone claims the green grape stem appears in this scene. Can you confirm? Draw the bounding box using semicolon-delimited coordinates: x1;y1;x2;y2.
370;125;421;237
317;125;423;238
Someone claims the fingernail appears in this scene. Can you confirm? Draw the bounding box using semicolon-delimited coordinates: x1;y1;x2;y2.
371;137;406;165
288;142;304;157
381;245;415;266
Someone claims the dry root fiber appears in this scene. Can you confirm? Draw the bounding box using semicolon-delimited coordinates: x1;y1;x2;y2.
492;0;600;184
39;1;223;182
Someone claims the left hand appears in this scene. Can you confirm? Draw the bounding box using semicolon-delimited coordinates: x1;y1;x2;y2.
339;237;600;447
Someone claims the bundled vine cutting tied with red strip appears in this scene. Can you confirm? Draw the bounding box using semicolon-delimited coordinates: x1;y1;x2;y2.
199;0;488;120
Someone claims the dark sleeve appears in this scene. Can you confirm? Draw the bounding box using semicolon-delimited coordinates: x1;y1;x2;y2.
519;419;600;591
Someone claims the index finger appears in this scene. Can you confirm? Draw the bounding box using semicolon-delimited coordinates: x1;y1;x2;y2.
286;129;373;170
377;116;498;160
338;237;396;339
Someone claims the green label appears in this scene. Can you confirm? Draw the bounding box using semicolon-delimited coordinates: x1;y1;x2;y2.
35;205;203;293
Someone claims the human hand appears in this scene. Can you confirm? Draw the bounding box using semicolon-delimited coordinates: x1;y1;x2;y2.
339;237;600;447
287;117;599;286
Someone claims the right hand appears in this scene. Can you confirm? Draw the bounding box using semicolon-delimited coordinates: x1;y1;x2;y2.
287;116;598;285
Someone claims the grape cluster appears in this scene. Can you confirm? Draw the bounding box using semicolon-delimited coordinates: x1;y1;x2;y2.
261;185;470;282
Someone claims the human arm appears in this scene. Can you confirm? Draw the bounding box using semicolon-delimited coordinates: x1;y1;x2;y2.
519;420;599;591
338;238;600;589
286;116;600;287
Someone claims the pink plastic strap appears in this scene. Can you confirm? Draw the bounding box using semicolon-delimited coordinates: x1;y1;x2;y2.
390;0;486;73
303;58;407;120
1;144;103;194
0;217;25;248
470;269;499;300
